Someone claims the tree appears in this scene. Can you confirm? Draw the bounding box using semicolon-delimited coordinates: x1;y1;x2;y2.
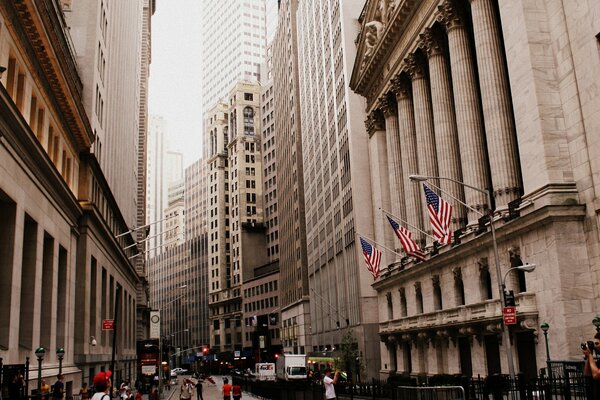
336;331;364;382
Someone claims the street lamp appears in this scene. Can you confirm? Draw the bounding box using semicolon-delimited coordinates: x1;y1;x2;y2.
56;348;65;375
409;174;530;380
540;323;550;361
35;347;45;392
593;317;600;333
157;285;187;399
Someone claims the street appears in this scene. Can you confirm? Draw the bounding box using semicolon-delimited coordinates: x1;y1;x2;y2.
166;375;262;400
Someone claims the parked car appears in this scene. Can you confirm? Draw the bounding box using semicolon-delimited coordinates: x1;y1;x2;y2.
170;367;188;376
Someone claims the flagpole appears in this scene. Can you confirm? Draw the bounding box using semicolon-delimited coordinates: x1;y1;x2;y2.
379;208;436;240
356;232;404;258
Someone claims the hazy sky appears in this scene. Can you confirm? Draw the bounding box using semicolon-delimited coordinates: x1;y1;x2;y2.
148;0;203;167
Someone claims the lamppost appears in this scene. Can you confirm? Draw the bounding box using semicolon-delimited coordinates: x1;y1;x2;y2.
409;175;536;380
56;348;65;375
157;285;187;399
593;317;600;333
35;347;45;392
540;323;550;361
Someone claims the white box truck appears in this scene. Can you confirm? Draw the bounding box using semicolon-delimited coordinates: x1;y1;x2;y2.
276;354;307;381
255;362;276;381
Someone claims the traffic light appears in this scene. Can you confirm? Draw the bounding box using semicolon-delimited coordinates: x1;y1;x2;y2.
202;346;209;355
274;353;279;359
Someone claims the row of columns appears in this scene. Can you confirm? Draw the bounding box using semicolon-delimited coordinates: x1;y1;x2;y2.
367;0;521;244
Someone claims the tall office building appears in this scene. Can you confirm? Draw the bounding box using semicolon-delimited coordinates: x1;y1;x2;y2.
146;115;183;257
200;0;268;112
271;0;310;355
296;0;381;378
260;48;279;266
65;0;145;229
205;82;268;353
164;179;185;250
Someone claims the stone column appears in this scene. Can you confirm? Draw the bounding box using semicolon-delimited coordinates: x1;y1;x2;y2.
404;54;438;241
379;95;407;225
366;112;394;252
418;28;466;232
391;75;424;243
437;1;490;225
469;0;521;208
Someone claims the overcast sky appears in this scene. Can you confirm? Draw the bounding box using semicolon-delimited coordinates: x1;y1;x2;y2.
148;0;203;167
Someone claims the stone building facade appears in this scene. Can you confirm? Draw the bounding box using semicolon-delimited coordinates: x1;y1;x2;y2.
0;0;144;392
205;82;268;355
350;0;600;378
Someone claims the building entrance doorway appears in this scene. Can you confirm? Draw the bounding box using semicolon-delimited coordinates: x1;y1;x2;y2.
458;337;473;376
516;331;538;379
484;335;501;375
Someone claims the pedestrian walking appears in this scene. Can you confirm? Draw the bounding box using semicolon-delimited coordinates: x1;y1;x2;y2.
222;378;232;400
194;379;203;400
79;383;90;400
90;371;112;400
180;379;193;400
232;383;241;400
52;375;65;400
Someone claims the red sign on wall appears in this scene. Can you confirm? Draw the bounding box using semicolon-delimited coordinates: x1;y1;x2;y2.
102;319;115;330
503;307;517;325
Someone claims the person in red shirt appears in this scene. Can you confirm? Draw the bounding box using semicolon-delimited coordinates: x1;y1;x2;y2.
232;384;242;400
134;391;142;400
222;378;232;400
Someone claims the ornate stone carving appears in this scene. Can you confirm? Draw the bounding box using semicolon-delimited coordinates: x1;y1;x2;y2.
436;1;464;31
401;333;412;342
387;335;398;345
378;95;396;118
520;318;537;331
364;20;384;59
418;28;445;58
390;75;411;99
403;53;426;80
458;326;475;336
452;267;462;282
414;281;422;293
486;323;502;333
432;274;441;288
365;111;386;135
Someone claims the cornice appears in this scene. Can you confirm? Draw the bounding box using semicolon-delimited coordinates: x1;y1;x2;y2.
0;84;81;224
350;0;421;96
4;0;93;150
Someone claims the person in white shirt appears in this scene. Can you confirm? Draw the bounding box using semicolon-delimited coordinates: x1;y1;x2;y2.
323;369;339;400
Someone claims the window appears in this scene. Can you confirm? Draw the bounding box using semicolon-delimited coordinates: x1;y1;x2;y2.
432;275;442;311
415;282;423;314
399;288;407;317
454;268;465;306
386;292;393;320
243;107;254;135
479;260;493;300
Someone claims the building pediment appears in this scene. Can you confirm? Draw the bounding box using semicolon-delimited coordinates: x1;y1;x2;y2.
350;0;420;97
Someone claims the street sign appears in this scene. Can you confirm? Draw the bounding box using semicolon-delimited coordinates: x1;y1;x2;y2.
503;307;517;325
102;319;115;330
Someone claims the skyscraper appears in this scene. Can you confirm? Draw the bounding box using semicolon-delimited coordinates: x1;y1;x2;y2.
271;0;310;355
296;0;381;378
200;0;268;113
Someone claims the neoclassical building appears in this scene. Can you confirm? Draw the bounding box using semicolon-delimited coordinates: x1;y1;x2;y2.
350;0;600;378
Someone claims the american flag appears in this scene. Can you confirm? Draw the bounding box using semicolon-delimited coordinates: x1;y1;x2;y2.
386;215;427;261
423;184;453;245
359;237;381;280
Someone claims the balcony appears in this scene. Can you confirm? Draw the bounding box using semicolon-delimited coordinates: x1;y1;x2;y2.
380;292;537;335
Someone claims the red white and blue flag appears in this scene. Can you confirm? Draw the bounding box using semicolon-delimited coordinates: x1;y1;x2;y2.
386;215;426;261
423;184;453;245
359;237;381;280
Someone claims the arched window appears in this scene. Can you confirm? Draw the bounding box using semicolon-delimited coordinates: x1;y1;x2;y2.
243;106;254;135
